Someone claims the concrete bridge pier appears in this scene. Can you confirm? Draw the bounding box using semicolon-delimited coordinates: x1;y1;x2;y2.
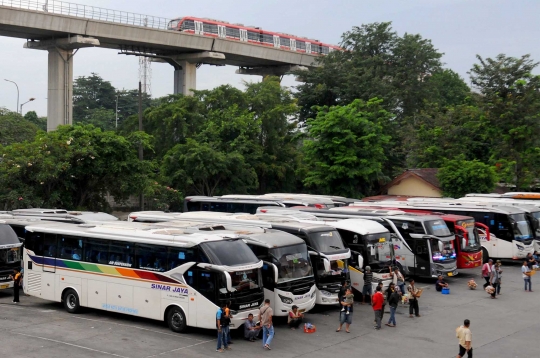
24;36;99;131
173;61;197;96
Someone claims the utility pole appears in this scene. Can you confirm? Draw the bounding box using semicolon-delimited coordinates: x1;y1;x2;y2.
138;81;144;210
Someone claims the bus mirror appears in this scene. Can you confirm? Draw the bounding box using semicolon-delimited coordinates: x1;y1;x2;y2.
462;238;467;249
370;245;375;256
357;254;364;269
323;258;331;272
438;241;443;252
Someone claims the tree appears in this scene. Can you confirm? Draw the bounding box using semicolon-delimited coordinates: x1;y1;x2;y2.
161;104;259;196
438;157;497;198
244;77;301;193
469;54;540;189
302;99;391;198
24;111;47;131
425;69;471;107
0;108;39;145
0;124;154;210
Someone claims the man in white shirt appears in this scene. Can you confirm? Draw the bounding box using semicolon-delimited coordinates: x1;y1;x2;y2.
456;319;472;358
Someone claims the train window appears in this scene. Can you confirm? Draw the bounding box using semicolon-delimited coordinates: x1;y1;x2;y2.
321;46;329;55
181;20;195;31
203;23;218;34
226;27;240;39
296;41;306;50
261;34;273;44
280;37;291;47
168;20;180;30
312;45;321;54
248;31;260;42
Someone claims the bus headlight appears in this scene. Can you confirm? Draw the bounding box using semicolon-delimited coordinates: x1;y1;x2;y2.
516;244;524;251
319;290;332;297
278;294;293;304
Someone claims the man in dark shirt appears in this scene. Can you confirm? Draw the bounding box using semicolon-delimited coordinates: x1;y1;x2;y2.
362;266;373;304
435;274;449;292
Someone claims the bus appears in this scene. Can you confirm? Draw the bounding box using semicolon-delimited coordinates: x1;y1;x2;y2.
127;218;316;316
295;208;458;278
0;224;22;290
129;211;350;306
353;201;535;262
21;221;264;333
254;207;396;291
265;194;359;207
184;196;285;214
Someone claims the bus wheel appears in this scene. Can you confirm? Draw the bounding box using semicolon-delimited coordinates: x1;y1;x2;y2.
167;306;187;333
482;248;490;264
63;289;80;314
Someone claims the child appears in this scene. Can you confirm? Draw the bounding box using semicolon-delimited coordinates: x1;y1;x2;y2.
341;289;354;314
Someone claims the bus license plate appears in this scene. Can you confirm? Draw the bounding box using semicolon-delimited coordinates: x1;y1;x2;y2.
447;272;453;277
1;284;9;289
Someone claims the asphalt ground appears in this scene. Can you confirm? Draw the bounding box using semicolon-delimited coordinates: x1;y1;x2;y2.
1;262;538;358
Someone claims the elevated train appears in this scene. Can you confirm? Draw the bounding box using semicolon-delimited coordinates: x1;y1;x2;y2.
167;16;341;56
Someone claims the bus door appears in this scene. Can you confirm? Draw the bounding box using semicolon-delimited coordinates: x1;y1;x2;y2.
335;229;365;292
185;267;226;329
412;237;431;278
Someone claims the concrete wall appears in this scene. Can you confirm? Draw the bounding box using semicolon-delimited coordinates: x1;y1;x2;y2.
387;177;442;197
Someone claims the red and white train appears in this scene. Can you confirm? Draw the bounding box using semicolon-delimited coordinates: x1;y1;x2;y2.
167;16;340;55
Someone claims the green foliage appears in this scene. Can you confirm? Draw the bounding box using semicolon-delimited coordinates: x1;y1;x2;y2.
469;54;540;189
73;73;152;130
425;69;471;107
302;99;391;198
0;108;39;145
0;124;153;210
24;111;47;131
438;157;497;198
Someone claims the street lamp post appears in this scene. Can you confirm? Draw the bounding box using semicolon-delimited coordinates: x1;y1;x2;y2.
20;98;36;116
115;93;119;128
4;79;19;114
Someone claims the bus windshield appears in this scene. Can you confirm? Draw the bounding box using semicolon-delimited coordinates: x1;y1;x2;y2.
201;239;260;266
230;269;262;292
509;214;532;241
364;233;392;265
308;231;346;254
456;220;481;252
269;244;313;283
430;238;456;262
425;220;452;237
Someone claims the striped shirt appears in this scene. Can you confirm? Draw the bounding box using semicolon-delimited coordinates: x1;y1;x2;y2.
364;272;373;286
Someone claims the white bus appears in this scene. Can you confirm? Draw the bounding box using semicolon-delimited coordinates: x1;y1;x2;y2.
0;224;22;290
21;221;264;332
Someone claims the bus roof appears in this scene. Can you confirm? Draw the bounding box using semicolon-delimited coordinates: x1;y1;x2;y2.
346;201;528;215
325;218;388;235
22;221;245;247
185;196;284;205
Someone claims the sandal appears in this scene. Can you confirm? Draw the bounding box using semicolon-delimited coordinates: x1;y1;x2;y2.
336;329;341;332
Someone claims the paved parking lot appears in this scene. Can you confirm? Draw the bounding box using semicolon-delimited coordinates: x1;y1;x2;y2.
1;263;538;358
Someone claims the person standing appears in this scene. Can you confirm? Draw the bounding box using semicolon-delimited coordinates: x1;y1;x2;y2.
489;263;499;299
456;319;472;358
9;268;21;304
216;303;231;352
495;261;503;295
391;266;406;296
362;266;373;304
407;279;421;318
522;260;533;292
481;259;493;289
386;284;400;327
259;299;274;350
336;287;353;333
288;305;304;329
372;286;384;330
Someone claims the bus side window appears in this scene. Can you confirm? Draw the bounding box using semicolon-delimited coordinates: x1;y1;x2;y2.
244;204;259;214
167;248;196;270
136;243;167;271
25;232;41;254
58;235;83;261
43;234;57;258
108;241;134;267
187;201;201;211
85;238;109;264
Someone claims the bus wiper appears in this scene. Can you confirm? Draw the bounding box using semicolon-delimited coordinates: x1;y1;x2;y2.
329;246;342;250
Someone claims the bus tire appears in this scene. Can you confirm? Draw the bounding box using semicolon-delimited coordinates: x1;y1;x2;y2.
63;289;81;314
166;306;187;333
482;248;490;264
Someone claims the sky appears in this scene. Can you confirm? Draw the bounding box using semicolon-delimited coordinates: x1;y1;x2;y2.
0;0;539;116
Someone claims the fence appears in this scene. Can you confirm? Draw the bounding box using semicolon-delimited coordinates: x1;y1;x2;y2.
0;0;171;29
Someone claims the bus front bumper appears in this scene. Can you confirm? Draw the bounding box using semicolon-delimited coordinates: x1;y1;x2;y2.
0;280;13;290
230;307;261;330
